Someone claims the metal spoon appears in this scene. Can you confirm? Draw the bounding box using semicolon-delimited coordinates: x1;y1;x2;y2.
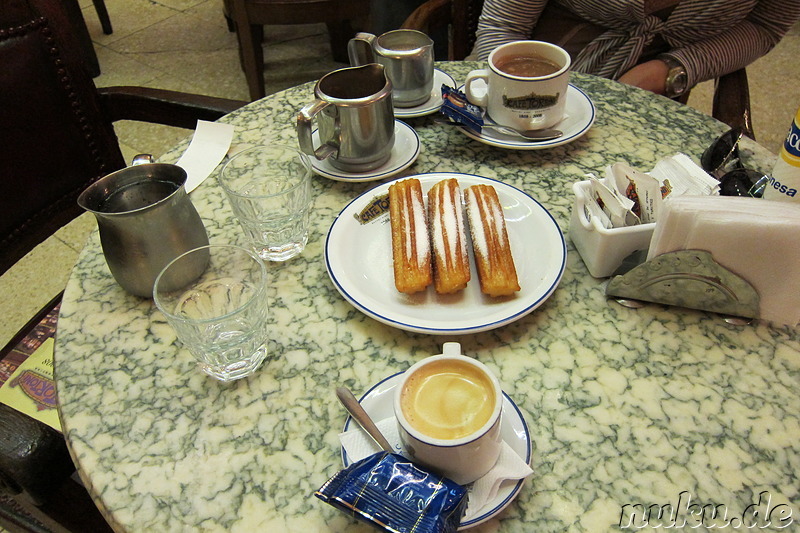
435;118;563;141
336;386;393;452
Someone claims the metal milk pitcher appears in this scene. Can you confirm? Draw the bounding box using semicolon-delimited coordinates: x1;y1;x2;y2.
348;29;434;107
78;163;209;298
297;63;395;173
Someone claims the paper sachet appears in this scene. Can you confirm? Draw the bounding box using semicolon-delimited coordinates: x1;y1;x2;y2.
586;153;719;227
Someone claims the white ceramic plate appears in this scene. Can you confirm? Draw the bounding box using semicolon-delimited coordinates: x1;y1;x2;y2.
394;69;456;118
341;372;532;530
310;120;421;182
458;84;595;150
324;173;567;334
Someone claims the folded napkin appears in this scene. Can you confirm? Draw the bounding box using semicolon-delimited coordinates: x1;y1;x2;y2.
176;120;235;193
340;417;533;521
647;196;800;326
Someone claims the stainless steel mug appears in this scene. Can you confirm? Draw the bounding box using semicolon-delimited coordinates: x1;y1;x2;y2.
348;29;434;108
297;64;395;173
78;163;210;297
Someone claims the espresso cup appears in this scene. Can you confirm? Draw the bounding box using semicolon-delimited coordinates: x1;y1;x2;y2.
348;29;434;108
297;64;395;173
465;40;571;131
393;342;503;485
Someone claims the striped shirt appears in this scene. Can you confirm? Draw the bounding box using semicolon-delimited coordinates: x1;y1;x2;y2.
474;0;800;87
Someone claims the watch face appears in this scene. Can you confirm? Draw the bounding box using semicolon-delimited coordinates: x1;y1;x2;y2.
673;72;687;93
667;68;688;96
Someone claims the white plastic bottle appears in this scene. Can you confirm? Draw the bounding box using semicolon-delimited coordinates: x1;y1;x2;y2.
765;107;800;202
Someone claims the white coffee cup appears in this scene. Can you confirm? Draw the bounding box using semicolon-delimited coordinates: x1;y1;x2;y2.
393;342;503;485
465;40;571;131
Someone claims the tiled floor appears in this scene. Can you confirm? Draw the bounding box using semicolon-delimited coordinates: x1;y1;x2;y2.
1;0;798;347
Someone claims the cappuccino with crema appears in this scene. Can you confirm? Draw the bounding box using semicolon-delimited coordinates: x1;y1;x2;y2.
400;358;496;440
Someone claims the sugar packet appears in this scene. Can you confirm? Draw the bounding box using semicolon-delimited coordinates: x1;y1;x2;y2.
439;85;484;133
315;452;468;533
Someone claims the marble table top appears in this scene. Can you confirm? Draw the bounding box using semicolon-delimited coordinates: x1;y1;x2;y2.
55;62;799;532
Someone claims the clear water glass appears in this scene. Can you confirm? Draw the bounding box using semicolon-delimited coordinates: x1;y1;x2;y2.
219;144;312;261
153;245;269;382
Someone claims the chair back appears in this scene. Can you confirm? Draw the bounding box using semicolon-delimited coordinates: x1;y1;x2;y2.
0;0;126;274
451;0;483;59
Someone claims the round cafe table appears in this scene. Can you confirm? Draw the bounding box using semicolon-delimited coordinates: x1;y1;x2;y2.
55;62;799;532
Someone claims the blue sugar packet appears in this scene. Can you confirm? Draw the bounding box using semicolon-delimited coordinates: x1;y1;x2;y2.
440;85;484;134
315;452;468;533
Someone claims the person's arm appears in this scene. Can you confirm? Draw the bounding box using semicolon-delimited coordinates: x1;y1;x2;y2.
622;0;800;92
618;60;670;94
473;0;550;59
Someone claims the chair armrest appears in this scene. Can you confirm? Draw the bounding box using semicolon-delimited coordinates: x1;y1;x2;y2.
402;0;452;35
98;87;246;129
712;68;754;140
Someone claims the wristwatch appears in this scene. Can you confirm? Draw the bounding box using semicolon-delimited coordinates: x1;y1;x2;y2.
659;55;688;98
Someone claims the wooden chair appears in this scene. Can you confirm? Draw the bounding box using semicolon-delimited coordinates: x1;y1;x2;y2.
224;0;370;101
0;0;245;530
402;0;755;139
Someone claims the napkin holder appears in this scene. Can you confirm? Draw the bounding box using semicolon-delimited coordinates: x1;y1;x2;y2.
605;250;760;320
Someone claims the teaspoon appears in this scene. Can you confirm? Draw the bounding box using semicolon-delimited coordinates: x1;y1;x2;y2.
435;118;563;141
336;386;394;452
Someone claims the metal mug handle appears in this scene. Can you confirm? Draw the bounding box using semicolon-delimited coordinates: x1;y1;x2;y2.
347;32;377;66
297;99;338;161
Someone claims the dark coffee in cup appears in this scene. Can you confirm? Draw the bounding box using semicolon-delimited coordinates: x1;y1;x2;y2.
495;54;560;78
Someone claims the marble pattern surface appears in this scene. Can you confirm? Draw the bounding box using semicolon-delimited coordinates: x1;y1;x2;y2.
55;63;799;532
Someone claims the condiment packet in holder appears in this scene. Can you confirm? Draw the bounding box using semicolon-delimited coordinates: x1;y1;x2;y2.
440;85;484;133
588;154;719;227
315;451;468;533
605;163;660;224
586;173;640;227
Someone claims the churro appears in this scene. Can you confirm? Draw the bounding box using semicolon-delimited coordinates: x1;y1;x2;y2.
428;179;470;293
464;184;520;296
389;178;432;293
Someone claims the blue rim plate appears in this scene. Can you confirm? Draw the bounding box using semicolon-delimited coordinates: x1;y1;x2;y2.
310;120;421;182
457;84;595;150
341;372;532;530
324;172;567;334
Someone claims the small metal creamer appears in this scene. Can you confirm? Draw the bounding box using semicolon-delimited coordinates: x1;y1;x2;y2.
78;163;209;298
296;64;395;173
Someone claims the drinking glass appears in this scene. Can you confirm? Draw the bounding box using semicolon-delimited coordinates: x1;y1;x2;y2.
219;145;312;261
153;244;269;382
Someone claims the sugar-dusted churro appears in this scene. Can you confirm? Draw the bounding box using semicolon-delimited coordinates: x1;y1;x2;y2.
427;179;470;293
389;178;432;293
464;184;520;297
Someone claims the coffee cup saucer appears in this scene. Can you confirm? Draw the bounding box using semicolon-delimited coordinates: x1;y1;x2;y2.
454;83;595;150
309;120;421;182
394;69;456;118
341;371;532;530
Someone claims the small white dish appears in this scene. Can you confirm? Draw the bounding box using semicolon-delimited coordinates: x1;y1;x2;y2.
394;69;456;118
324;172;567;334
310;120;421;182
458;84;595;150
341;372;532;530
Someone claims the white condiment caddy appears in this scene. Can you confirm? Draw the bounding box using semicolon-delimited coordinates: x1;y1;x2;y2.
569;179;655;278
